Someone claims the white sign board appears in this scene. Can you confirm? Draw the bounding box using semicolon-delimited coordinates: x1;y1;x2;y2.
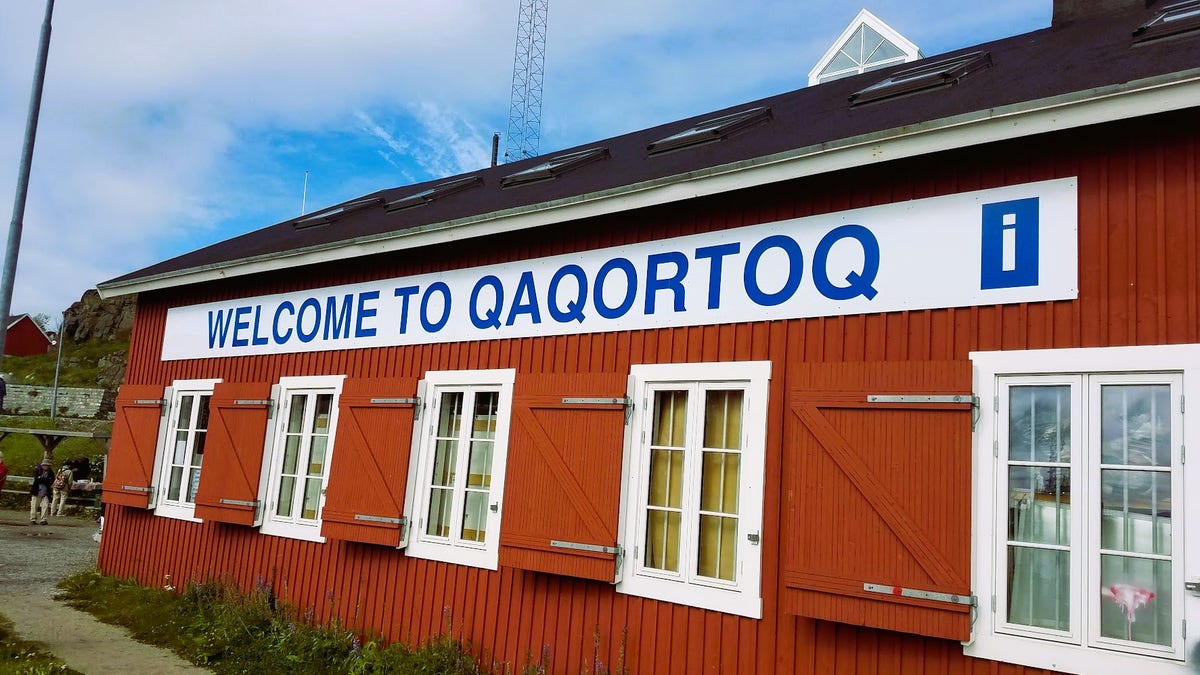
161;178;1077;360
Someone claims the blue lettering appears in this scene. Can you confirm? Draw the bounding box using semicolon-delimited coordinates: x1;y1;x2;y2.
421;282;452;333
394;286;420;334
207;308;235;349
981;197;1039;290
506;271;543;326
250;306;269;346
323;294;353;340
744;235;803;306
594;258;637;319
232;306;252;347
548;264;587;323
272;302;295;344
645;251;689;314
695;243;740;310
470;276;504;330
355;291;379;338
296;298;321;342
813;225;880;300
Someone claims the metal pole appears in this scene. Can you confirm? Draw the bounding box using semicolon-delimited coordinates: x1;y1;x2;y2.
50;311;64;421
0;0;56;366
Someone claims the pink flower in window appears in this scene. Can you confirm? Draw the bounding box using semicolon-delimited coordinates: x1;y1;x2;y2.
1103;583;1155;622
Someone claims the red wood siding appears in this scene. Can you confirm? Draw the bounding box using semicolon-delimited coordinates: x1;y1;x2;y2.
100;114;1198;673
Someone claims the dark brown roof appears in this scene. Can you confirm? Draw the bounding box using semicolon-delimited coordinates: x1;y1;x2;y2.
101;1;1200;292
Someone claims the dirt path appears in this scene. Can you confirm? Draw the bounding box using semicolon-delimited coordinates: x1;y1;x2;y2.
0;507;211;674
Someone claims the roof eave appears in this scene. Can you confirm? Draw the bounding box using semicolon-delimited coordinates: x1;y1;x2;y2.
97;69;1200;301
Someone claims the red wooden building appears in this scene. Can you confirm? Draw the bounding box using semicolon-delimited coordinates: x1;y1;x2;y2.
4;314;52;356
96;2;1200;673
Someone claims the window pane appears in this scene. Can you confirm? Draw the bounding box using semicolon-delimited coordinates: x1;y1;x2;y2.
438;392;464;436
186;467;201;503
430;440;457;487
697;514;737;581
700;452;740;514
196;395;210;431
1009;386;1071;463
1007;546;1070;631
703;390;743;450
1100;470;1171;555
281;436;301;475
1007;466;1070;546
276;476;295;517
301;477;321;520
191;431;206;466
1100;555;1172;646
286;394;306;433
175;396;194;433
473;391;498;439
648;449;683;508
467;440;493;487
308;436;327;476
461;490;488;542
168;466;183;502
1101;384;1171;467
644;509;681;572
426;487;452;537
172;434;189;464
311;394;333;433
652;391;687;447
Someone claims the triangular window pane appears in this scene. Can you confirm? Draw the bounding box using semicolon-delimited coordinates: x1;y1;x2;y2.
821;52;859;76
872;40;906;62
861;25;886;62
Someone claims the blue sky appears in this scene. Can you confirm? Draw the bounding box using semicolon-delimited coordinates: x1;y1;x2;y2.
0;1;1051;321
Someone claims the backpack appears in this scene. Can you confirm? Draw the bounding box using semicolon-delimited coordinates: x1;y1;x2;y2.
53;467;71;490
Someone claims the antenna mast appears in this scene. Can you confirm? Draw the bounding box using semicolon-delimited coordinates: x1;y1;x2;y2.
504;0;548;163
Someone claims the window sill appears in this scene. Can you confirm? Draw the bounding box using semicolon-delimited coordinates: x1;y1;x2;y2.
153;503;202;523
617;573;761;619
406;538;498;571
259;520;326;543
965;631;1190;674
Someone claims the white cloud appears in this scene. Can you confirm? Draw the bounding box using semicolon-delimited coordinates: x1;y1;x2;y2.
0;1;1049;319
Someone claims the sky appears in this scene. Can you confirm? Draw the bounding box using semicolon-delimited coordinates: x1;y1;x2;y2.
0;0;1051;321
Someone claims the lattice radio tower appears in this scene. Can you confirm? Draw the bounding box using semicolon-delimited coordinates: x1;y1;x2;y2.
504;0;548;163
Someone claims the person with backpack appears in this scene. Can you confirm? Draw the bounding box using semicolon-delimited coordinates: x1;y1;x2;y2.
51;462;74;516
29;460;54;525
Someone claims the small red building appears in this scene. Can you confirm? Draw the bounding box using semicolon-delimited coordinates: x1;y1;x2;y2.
96;2;1200;673
4;314;52;356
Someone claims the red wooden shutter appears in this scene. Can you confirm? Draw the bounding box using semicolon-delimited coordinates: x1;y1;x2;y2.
498;373;628;582
321;377;419;547
193;382;274;526
781;361;974;641
102;384;167;508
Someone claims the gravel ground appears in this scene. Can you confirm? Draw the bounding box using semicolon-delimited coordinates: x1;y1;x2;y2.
0;506;211;674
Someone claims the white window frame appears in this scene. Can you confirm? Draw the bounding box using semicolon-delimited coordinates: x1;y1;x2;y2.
404;368;516;571
152;378;220;522
616;360;770;619
968;344;1200;674
259;374;345;542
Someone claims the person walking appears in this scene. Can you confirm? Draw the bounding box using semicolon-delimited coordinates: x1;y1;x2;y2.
51;463;74;516
29;460;53;525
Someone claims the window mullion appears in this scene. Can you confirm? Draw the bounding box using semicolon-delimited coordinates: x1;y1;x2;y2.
448;388;474;546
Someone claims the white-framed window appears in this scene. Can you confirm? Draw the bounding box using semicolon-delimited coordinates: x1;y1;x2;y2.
259;375;345;542
404;369;516;570
617;360;770;619
968;345;1200;674
153;378;220;522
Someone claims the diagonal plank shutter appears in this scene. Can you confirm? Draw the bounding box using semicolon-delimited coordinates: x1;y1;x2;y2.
102;384;168;508
194;382;275;526
321;377;419;547
781;361;974;641
498;373;628;582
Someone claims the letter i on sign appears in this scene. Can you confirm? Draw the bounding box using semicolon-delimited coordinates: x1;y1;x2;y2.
980;197;1039;290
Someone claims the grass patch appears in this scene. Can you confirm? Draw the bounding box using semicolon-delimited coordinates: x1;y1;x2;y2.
0;614;80;674
2;338;128;388
56;570;485;674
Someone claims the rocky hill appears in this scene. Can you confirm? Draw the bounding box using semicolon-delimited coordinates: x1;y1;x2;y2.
61;289;136;344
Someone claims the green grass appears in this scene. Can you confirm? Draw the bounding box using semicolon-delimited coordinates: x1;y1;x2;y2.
1;338;127;388
0;614;80;675
56;571;486;675
0;417;109;478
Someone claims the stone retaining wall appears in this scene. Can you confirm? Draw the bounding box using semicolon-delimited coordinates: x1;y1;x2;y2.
1;384;115;419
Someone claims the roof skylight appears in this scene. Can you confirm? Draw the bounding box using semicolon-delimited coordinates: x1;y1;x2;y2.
292;196;385;230
849;51;992;105
646;107;772;155
1133;0;1200;42
499;147;609;188
385;176;483;212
